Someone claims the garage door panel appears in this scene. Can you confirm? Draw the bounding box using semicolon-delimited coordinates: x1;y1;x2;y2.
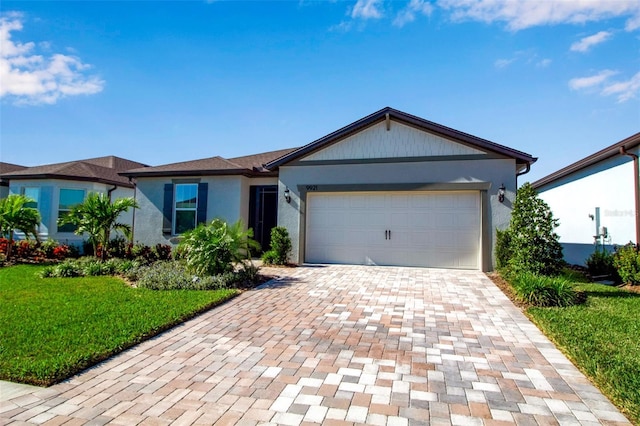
306;191;480;269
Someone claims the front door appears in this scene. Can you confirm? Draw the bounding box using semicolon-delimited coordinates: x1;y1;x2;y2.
249;185;278;252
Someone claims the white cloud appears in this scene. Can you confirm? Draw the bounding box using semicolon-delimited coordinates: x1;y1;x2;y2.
437;0;640;31
569;70;639;102
601;71;640;102
0;13;104;105
394;0;433;27
570;31;612;52
494;58;514;69
537;58;552;68
569;70;617;90
351;0;384;20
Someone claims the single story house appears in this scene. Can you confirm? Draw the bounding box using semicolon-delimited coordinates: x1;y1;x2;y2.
123;107;536;271
2;156;147;247
0;162;26;199
532;132;640;266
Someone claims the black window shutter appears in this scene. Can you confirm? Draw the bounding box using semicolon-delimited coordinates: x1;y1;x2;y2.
197;182;208;225
162;184;174;235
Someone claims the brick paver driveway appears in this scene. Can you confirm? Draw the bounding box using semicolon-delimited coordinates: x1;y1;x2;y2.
0;265;630;425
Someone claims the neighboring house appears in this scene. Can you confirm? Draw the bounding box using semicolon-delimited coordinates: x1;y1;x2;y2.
123;107;536;271
532;132;640;266
2;156;148;247
0;162;26;199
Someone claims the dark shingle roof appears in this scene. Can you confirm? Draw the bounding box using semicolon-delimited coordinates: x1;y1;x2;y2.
266;107;537;170
1;156;148;188
0;162;26;186
532;132;640;190
121;148;298;178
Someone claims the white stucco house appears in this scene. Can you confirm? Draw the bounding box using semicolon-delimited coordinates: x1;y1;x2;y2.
532;132;640;266
2;156;147;248
122;107;536;271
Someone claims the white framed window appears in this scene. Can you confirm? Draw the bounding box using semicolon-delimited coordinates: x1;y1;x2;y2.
58;188;85;233
173;183;198;234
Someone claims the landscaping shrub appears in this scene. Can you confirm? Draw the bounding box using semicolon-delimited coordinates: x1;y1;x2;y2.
130;242;156;264
613;243;640;285
106;236;129;259
261;226;292;265
178;219;260;276
15;240;42;260
586;249;620;282
40;257;141;278
511;272;581;307
152;243;172;261
499;183;564;276
495;228;512;270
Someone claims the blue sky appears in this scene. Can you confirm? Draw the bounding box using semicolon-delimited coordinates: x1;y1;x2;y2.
1;0;639;183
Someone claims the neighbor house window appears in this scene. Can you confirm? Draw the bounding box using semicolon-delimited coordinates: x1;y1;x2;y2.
58;189;85;232
21;187;39;209
174;183;198;234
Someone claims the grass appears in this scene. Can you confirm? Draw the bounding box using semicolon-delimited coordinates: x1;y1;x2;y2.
0;264;238;386
523;278;640;424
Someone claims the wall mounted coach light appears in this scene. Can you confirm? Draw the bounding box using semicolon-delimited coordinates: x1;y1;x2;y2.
284;188;291;203
498;184;506;203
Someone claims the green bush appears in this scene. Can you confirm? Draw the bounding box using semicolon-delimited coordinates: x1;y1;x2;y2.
261;227;292;265
39;257;142;279
512;272;581;307
500;183;564;276
613;244;640;285
178;219;260;276
495;228;512;270
136;260;259;290
54;262;82;278
586;250;620;281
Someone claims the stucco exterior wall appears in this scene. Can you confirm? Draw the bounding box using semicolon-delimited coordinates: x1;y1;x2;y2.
277;158;517;270
133;175;251;246
537;152;637;265
9;179;134;249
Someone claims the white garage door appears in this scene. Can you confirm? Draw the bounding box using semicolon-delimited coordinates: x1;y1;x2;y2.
305;191;480;269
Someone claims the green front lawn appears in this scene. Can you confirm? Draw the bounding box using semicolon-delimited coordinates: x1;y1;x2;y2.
0;265;238;386
526;282;640;424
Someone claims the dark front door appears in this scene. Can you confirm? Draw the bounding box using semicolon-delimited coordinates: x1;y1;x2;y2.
249;185;278;252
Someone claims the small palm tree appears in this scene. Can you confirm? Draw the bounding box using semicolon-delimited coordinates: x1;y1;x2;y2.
0;194;41;259
58;192;138;260
178;219;260;275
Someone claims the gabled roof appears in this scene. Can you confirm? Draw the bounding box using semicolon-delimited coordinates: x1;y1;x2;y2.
532;132;640;190
121;148;298;178
0;162;26;186
0;162;26;174
265;107;537;170
1;156;148;188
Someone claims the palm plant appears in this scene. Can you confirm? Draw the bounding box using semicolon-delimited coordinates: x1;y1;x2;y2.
178;219;260;275
0;194;41;259
57;193;138;261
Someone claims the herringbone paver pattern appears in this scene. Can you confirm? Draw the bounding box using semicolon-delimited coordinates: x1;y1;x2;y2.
0;265;630;425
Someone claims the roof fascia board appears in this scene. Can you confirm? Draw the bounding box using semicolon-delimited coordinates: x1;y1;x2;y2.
4;174;134;188
532;132;640;189
120;169;278;179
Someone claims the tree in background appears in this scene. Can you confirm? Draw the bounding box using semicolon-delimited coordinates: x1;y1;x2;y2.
0;194;41;259
58;193;138;261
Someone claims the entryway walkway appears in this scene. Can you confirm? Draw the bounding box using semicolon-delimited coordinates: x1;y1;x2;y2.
0;265;630;425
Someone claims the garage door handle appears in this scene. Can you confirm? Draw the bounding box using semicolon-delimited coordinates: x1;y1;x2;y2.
389;230;391;240
385;230;388;240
